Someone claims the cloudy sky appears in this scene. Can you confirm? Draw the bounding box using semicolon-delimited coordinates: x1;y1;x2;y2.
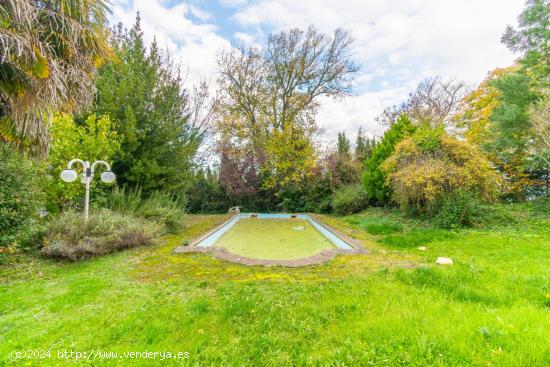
110;0;526;141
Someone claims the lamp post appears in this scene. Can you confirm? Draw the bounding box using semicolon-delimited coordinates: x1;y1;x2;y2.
60;159;116;221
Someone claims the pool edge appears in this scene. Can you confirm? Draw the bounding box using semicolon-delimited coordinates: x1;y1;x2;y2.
307;214;365;252
173;213;368;267
188;213;240;247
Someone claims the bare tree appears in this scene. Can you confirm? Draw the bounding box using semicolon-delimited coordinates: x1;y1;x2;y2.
217;44;267;158
218;26;358;133
264;27;358;129
376;77;469;126
188;82;218;139
217;27;358;196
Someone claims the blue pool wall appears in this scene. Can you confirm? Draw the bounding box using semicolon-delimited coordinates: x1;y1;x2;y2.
196;213;353;250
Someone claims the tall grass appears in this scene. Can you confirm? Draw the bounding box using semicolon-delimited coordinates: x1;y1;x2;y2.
107;187;186;233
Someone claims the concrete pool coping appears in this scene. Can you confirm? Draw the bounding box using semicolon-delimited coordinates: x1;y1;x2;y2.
173;213;367;267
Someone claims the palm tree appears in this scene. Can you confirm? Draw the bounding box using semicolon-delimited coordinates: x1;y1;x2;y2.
0;0;112;154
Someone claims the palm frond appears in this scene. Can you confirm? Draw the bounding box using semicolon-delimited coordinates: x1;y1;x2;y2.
0;0;112;154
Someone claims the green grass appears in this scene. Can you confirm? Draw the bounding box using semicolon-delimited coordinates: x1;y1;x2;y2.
345;215;404;235
214;218;334;260
0;205;549;366
380;229;459;248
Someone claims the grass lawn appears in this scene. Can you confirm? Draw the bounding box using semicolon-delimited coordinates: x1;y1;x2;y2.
214;218;334;260
0;204;549;366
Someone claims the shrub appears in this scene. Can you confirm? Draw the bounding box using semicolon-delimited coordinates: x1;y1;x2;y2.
107;186;186;233
0;146;45;248
332;185;369;215
41;210;160;261
186;169;231;213
382;124;501;214
433;190;482;228
278;175;334;213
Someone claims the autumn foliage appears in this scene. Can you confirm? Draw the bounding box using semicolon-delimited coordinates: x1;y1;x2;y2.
382;126;500;213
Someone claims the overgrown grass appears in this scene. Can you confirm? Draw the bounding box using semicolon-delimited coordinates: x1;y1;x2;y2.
381;229;459;248
0;204;549;366
345;215;404;235
107;186;186;233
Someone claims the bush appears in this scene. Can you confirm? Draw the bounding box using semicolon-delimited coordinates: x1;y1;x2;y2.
0;146;45;249
382;124;501;214
433;191;482;228
332;185;369;215
41;210;160;261
107;186;186;233
186;169;230;213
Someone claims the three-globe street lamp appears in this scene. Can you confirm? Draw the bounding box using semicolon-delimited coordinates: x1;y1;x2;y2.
60;159;116;221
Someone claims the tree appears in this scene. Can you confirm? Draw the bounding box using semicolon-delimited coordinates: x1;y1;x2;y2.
382;125;500;213
216;26;358;203
502;0;550;81
0;0;112;152
325;131;360;189
93;16;201;194
527;87;550;195
355;129;377;164
46;113;120;211
485;72;543;199
337;132;351;158
262;124;316;191
354;127;375;163
186;168;229;213
453;66;516;145
363;115;416;204
528;87;550;167
376;77;469;126
218;137;264;209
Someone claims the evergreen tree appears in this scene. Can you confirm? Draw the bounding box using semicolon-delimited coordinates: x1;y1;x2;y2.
502;0;550;82
354;127;367;163
363;115;416;204
485;72;544;199
337;132;351;158
355;127;376;163
330;131;359;187
93;15;200;194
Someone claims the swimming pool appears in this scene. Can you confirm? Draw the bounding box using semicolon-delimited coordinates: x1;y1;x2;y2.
195;213;353;250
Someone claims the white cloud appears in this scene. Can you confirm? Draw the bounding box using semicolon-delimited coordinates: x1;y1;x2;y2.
110;0;230;87
234;31;256;45
110;1;527;142
233;0;526;139
220;0;249;7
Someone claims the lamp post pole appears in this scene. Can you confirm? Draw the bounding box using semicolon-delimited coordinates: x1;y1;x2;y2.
60;159;116;221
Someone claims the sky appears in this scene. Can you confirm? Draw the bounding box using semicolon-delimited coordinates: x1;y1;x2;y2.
110;0;526;142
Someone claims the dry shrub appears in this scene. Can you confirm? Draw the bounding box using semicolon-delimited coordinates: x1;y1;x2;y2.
42;209;160;261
